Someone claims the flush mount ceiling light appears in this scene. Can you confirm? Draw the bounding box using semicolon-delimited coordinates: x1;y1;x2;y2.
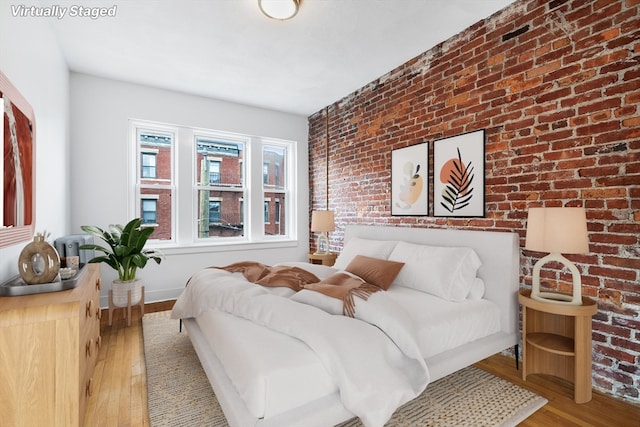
259;0;300;20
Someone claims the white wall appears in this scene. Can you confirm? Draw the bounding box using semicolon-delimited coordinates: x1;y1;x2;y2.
70;73;310;306
0;10;70;282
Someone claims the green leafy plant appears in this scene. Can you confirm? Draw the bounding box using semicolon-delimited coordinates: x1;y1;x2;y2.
80;218;163;281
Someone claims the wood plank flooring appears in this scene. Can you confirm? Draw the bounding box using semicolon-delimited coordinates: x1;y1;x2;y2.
85;301;640;426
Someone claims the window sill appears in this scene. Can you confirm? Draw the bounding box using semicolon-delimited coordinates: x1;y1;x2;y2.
150;239;300;256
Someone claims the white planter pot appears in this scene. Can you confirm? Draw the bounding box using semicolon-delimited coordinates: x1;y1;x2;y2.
112;278;143;307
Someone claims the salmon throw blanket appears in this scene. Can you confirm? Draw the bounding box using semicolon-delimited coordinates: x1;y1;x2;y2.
217;261;320;291
214;261;381;317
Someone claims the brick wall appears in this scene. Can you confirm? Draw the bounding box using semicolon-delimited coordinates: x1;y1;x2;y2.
308;0;639;402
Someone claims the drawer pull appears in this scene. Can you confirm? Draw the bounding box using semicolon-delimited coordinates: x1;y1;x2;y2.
96;335;102;351
86;378;93;397
96;277;102;291
86;339;94;357
96;307;103;320
86;299;94;318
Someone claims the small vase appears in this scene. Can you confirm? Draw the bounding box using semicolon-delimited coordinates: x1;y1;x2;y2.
18;235;60;284
112;278;143;307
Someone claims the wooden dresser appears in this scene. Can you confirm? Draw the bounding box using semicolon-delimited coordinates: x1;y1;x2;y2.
0;264;102;427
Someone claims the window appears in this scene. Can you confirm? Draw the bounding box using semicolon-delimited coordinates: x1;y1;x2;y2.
196;136;245;239
263;144;286;236
131;120;295;247
141;198;157;224
135;128;174;241
209;200;221;223
141;152;157;178
264;200;270;223
209;160;221;184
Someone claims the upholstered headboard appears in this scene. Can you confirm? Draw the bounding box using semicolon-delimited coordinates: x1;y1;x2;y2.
343;225;520;337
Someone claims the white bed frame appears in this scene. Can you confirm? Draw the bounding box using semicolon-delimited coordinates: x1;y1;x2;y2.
182;225;521;427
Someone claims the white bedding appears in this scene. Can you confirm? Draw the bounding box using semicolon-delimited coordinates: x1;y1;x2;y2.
172;227;521;427
172;267;430;427
385;286;501;358
190;285;500;420
195;308;337;419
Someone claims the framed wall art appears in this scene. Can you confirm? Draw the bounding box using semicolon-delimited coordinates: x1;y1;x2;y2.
391;142;429;216
1;70;36;248
433;129;485;217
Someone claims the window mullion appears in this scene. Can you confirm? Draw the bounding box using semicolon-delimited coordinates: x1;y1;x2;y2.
246;137;262;241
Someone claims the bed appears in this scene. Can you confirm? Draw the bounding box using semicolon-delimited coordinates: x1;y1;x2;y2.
171;225;520;427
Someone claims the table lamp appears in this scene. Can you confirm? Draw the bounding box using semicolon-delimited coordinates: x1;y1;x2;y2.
311;210;335;255
525;207;589;305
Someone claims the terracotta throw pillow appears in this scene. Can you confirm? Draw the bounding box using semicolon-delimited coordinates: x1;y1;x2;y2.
345;255;405;290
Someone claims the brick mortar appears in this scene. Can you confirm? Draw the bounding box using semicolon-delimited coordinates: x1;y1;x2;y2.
309;0;640;403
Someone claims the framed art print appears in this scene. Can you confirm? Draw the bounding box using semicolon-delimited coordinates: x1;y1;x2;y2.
433;129;485;217
391;142;429;215
0;70;36;248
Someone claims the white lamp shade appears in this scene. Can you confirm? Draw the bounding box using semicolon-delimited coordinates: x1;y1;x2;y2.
259;0;299;20
525;207;589;254
311;210;335;232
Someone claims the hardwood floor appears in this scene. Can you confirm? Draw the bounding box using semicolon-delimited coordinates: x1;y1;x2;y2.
85;302;640;427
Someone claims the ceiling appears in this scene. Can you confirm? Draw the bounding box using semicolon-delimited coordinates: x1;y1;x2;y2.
44;0;514;116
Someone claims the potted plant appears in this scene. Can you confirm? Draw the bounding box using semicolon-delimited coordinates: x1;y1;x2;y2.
80;218;163;307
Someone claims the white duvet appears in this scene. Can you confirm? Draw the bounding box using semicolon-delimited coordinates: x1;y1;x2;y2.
171;267;431;427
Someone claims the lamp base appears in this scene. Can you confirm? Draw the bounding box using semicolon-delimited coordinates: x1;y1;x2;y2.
531;252;583;305
531;291;576;304
314;232;330;255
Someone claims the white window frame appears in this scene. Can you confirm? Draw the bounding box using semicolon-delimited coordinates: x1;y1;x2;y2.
129;119;297;251
261;139;292;241
129;120;177;245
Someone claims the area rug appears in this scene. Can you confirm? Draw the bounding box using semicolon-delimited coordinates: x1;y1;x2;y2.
143;310;547;426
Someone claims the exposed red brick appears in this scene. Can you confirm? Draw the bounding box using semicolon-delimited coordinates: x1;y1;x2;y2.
308;0;640;404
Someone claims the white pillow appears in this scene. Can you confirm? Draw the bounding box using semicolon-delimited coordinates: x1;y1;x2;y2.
388;241;482;302
333;237;398;270
467;277;486;300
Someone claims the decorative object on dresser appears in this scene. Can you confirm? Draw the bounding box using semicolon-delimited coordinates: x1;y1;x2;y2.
0;264;102;427
433;129;485;217
80;218;163;326
519;289;597;403
54;233;95;267
17;231;60;284
525;206;589;305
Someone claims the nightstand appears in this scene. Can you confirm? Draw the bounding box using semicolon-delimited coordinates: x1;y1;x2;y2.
518;289;598;403
308;252;337;266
